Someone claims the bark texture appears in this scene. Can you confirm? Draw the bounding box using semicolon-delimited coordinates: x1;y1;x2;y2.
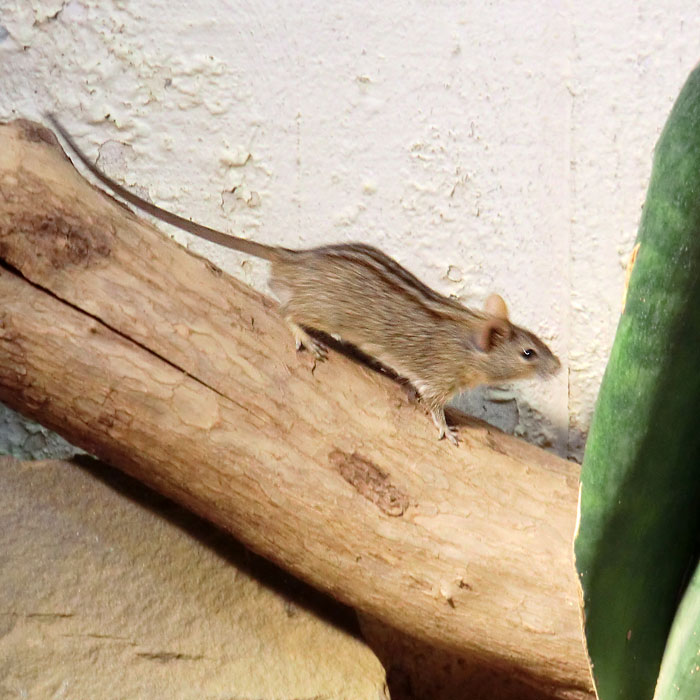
0;119;593;698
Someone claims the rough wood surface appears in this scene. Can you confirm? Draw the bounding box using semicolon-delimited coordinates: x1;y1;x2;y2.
0;119;593;698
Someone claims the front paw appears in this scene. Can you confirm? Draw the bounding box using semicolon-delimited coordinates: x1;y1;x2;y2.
438;423;460;446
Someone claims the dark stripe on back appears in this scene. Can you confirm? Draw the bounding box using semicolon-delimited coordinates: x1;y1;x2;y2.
314;243;477;320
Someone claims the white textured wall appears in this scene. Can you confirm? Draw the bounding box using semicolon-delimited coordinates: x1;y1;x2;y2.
1;1;699;458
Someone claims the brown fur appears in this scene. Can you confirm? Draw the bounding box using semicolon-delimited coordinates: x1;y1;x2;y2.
50;115;561;444
270;245;560;442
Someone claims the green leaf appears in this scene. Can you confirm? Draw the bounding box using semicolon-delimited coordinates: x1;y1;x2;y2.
574;63;700;699
654;559;700;699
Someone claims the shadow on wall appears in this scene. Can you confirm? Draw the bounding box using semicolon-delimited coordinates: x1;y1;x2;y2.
0;401;83;460
451;387;588;463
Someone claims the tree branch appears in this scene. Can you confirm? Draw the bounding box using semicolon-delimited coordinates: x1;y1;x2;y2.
0;119;593;698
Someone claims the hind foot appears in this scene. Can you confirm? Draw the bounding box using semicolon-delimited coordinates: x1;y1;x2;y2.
288;321;328;361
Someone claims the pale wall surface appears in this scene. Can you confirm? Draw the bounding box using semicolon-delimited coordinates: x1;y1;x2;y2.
0;0;699;458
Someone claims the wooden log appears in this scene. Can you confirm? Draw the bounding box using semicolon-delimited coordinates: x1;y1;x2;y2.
0;119;593;698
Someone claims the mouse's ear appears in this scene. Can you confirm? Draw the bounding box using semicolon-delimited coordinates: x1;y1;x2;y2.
484;293;509;320
475;316;511;352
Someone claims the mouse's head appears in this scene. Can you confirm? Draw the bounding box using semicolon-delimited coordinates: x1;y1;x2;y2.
474;294;561;384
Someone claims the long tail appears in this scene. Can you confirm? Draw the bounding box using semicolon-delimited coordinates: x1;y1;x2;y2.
46;113;278;261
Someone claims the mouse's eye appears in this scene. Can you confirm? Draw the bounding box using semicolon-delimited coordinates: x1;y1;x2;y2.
521;348;536;360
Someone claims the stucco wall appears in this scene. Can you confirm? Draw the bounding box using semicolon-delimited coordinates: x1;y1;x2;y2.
1;0;699;459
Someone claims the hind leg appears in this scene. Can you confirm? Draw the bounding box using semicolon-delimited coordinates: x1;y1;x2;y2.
286;319;328;361
275;291;328;360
